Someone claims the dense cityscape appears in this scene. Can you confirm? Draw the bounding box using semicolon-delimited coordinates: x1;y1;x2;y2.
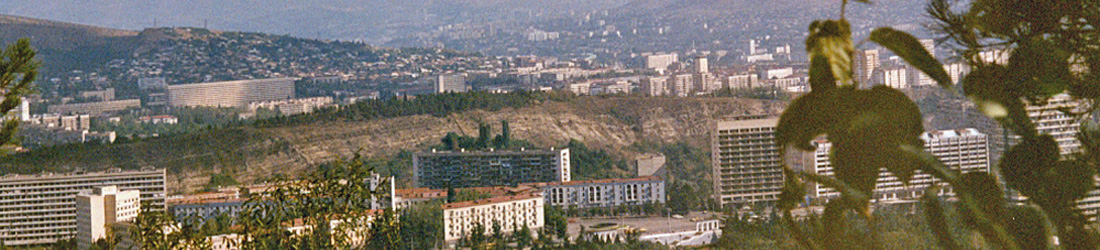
0;0;1097;250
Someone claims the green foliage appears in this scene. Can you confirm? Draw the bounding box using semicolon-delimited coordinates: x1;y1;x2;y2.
437;121;533;151
567;139;631;181
255;91;545;127
396;201;444;250
0;38;38;148
205;173;239;191
776;0;1100;250
668;181;699;215
708;86;792;101
234;153;390;250
130;205;211;250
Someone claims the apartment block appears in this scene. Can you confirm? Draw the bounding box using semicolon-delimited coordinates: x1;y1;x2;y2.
443;194;544;242
436;73;468;93
640;76;669;96
0;169;166;246
413;148;571;189
804;128;990;201
528;176;665;208
76;186;141;250
644;53;678;71
47;99;141;116
711;117;784;207
167;78;296;108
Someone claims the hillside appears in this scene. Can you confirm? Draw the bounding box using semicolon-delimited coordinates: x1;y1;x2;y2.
0;14;144;72
0;96;784;194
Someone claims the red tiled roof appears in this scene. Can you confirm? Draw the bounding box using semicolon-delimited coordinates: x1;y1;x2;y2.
442;193;542;210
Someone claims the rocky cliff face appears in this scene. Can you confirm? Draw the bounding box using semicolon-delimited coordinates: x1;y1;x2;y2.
10;97;785;193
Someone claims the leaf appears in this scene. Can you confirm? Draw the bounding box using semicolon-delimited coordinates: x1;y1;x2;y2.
830;86;924;189
869;27;952;89
1045;159;1095;205
795;169;871;217
776;91;833;151
1007;38;1074;99
778;166;807;210
957;172;1007;228
821;199;851;250
1006;206;1051;250
1000;135;1059;197
922;187;961;250
809;54;838;92
806;20;854;85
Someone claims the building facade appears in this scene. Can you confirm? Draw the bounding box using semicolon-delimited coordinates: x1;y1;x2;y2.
443;194;544;242
0;169;166;246
805;128;990;201
167;78;296;107
47;99;142;116
436;73;468;93
640;76;669;96
76;186;141;250
529;176;665;208
413;148;571;189
644;54;678;71
711;117;784;207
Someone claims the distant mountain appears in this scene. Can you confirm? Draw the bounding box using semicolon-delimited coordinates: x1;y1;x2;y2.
0;0;632;44
0;14;146;73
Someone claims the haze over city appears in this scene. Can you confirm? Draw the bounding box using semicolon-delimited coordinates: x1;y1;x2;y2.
0;0;1095;250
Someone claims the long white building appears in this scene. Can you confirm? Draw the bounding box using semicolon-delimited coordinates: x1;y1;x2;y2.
804;128;991;201
0;169;166;246
528;176;665;208
711;117;784;207
443;194;544;242
167;78;296;108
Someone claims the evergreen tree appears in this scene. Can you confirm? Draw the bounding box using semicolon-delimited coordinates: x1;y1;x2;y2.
0;38;38;148
477;123;492;149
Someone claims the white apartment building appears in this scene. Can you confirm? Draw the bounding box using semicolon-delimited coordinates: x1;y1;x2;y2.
644;54;678;71
805;128;990;201
670;74;693;97
0;169;166;246
640;76;669;96
854;49;880;84
723;74;759;90
443;194;544;242
167;78;297;108
436;73;468;93
872;66;910;89
712;117;784;207
76;186;141;250
529;176;666;208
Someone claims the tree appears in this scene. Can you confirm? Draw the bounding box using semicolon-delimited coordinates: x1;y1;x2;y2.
514;222;533;249
493;120;511;149
130;204;178;250
0;38;38;148
397;200;444;250
477;123;492;149
234;153;391;250
544;206;568;241
364;210;402;250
